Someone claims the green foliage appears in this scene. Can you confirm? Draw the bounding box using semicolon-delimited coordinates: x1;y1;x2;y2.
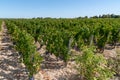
8;18;120;52
76;47;114;80
45;30;70;62
5;18;120;79
109;25;120;46
6;21;43;77
5;18;120;65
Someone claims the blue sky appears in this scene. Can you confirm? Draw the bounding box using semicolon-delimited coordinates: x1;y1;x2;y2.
0;0;120;18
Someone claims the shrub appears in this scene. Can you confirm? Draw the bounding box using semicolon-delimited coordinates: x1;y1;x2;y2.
76;47;114;80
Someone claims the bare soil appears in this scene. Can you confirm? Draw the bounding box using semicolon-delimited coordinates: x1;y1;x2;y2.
0;22;28;80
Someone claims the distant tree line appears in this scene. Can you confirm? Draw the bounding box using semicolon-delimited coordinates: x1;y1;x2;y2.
91;14;120;18
33;14;120;19
77;14;120;19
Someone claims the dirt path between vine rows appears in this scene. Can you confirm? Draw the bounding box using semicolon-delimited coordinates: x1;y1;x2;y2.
0;21;28;80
